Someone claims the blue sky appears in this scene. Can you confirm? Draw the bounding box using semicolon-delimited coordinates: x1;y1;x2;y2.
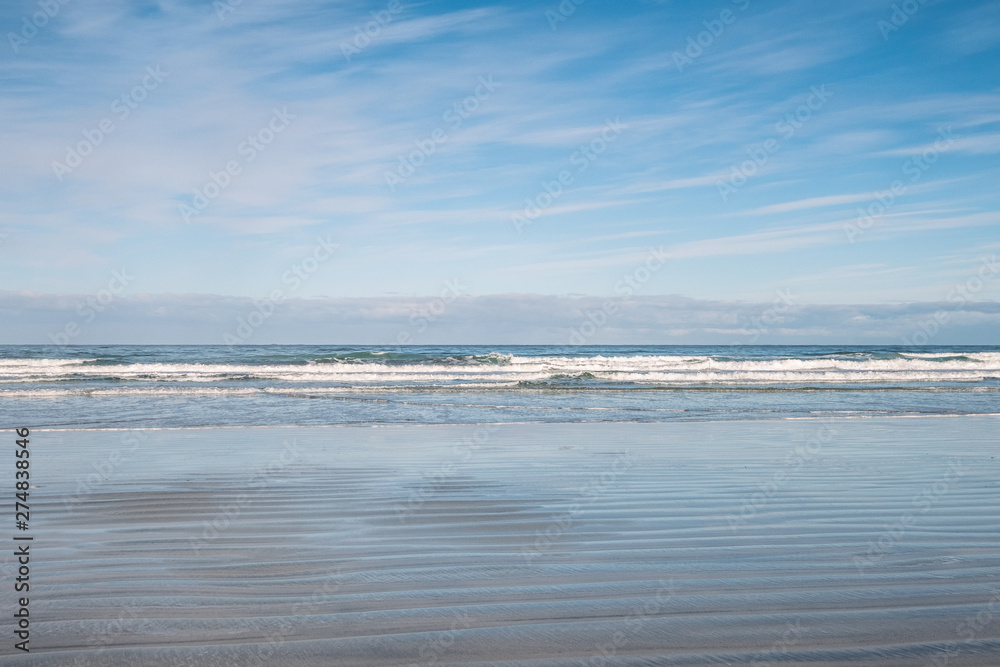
1;0;999;343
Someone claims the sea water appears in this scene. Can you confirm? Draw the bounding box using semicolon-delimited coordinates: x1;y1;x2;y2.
1;344;998;428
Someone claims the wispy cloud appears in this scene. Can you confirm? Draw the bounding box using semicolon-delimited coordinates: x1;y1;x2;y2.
744;193;874;216
0;0;997;328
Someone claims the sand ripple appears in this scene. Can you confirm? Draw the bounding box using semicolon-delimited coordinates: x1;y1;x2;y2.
7;418;1000;665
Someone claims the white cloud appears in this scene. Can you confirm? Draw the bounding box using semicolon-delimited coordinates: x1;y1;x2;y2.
744;193;874;216
3;291;998;345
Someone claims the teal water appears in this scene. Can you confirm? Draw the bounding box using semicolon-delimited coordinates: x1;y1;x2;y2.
2;345;998;428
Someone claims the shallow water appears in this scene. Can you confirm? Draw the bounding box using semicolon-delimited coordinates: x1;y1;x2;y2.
8;418;1000;665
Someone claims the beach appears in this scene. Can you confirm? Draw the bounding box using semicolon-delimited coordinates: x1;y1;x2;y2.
8;0;1000;660
8;416;1000;665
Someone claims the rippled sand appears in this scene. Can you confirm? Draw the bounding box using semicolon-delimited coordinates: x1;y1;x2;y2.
7;418;1000;665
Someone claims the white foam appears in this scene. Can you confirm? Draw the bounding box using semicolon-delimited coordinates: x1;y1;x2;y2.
0;358;96;367
1;353;998;389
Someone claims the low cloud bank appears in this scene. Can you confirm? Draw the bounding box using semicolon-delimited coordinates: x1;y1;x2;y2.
1;291;998;345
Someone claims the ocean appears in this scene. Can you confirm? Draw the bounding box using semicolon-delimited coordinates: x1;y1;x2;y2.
9;347;1000;664
3;344;998;429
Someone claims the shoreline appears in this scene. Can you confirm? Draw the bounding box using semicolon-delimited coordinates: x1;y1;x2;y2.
25;410;1000;431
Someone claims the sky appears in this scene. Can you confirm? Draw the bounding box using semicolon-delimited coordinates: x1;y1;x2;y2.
1;0;999;344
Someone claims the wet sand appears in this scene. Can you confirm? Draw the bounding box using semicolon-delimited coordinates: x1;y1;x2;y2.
5;417;1000;665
